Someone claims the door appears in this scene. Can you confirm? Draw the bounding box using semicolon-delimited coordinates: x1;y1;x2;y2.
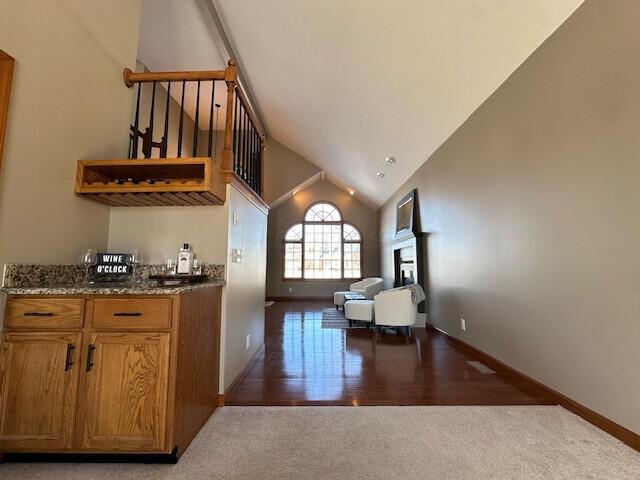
0;332;81;451
76;332;170;451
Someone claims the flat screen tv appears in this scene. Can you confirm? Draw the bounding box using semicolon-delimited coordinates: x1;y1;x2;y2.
396;189;416;235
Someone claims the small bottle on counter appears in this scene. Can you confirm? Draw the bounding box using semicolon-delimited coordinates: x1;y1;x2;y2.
177;243;194;274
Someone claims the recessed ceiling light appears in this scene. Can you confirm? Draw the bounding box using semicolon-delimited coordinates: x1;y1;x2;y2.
376;172;385;179
348;189;355;196
292;189;298;196
385;156;396;166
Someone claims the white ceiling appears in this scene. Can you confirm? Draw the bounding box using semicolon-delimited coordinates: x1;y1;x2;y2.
214;0;584;206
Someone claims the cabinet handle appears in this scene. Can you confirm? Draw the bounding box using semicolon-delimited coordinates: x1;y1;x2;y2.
113;312;142;317
86;344;96;372
23;312;55;317
65;344;75;371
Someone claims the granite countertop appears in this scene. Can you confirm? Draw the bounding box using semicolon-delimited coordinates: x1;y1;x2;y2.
0;280;226;296
1;263;225;296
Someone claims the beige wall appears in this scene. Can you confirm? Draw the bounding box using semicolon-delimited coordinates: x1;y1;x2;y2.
262;139;320;205
0;0;140;266
107;206;229;265
267;179;378;298
379;0;640;435
221;185;267;392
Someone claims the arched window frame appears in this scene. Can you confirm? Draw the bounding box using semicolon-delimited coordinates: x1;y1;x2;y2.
283;201;362;280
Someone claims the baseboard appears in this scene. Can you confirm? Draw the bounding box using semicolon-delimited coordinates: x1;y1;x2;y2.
265;296;332;301
426;324;640;453
218;343;265;406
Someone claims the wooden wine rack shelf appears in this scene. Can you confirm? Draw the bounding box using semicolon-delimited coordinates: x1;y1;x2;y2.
74;157;226;206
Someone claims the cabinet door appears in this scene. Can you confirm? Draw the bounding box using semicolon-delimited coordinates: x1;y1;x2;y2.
77;332;170;452
0;332;81;451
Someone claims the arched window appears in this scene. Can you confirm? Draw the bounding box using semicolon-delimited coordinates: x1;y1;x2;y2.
284;202;362;280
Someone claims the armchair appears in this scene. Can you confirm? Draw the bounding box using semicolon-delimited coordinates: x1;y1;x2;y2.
349;277;384;300
373;287;417;333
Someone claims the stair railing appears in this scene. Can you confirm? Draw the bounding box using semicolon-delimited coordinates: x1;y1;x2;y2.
122;60;265;197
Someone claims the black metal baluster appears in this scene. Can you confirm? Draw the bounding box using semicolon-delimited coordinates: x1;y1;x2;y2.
208;80;215;157
178;80;186;157
161;81;171;158
254;129;259;191
246;116;252;184
240;105;246;177
247;116;252;184
145;81;157;158
255;133;261;194
239;109;245;179
233;93;240;174
131;82;142;159
193;80;201;157
250;126;255;190
238;104;245;176
247;124;252;188
243;111;249;181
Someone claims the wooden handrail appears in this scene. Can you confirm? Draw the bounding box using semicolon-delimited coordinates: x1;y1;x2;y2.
123;68;227;87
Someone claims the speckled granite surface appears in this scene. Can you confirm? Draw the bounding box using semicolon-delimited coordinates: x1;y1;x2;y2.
1;263;225;295
1;280;226;296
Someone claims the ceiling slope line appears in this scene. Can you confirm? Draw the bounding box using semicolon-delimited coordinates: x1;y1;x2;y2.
198;0;270;139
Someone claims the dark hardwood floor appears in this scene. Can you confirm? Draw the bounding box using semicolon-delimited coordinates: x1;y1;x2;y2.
225;300;557;406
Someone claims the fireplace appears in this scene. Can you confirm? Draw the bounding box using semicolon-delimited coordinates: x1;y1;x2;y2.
395;246;416;286
392;233;425;313
391;188;426;313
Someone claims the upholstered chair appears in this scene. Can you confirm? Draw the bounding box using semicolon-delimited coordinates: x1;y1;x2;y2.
373;287;417;334
349;277;384;300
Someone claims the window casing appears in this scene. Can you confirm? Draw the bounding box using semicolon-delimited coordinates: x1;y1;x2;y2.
283;202;362;280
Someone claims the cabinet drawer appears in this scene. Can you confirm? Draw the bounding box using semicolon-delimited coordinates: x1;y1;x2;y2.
5;298;84;330
92;298;172;330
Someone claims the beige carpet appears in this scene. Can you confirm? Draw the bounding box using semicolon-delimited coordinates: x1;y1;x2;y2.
1;406;639;479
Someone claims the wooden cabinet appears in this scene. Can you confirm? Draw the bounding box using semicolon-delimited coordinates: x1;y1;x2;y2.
0;332;81;451
76;332;170;451
0;287;221;460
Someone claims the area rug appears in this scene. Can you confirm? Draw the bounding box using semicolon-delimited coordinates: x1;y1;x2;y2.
321;307;366;328
2;406;638;480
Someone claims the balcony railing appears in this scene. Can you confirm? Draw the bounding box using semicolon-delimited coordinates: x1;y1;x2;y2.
123;60;265;197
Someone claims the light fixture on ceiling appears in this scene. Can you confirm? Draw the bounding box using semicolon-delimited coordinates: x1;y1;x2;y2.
376;172;385;179
348;189;355;196
385;156;396;166
292;189;298;196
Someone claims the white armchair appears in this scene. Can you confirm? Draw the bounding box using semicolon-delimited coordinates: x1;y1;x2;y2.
349;277;384;300
373;287;417;333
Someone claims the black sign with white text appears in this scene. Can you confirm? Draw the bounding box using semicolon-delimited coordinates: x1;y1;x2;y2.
94;253;132;281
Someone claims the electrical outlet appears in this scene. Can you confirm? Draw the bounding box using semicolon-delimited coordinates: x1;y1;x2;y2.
288;287;293;293
232;211;239;227
245;334;251;350
461;318;466;331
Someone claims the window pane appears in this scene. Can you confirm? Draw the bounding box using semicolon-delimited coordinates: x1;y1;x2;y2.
304;224;341;279
284;243;302;278
305;203;341;222
343;223;361;241
343;243;361;279
284;223;303;241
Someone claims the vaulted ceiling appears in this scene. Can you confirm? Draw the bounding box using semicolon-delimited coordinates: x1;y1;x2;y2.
214;0;583;207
